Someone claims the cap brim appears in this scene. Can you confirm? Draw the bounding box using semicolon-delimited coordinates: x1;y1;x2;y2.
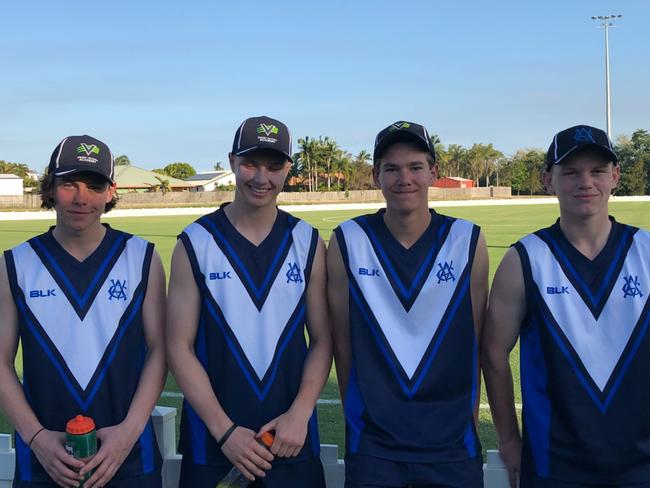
234;146;293;163
374;131;433;162
53;165;114;183
549;144;618;169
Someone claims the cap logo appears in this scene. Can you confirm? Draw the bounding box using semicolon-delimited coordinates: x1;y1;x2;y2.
390;122;411;131
257;124;279;137
573;127;595;144
76;143;100;156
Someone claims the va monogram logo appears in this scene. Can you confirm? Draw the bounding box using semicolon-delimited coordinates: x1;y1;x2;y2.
108;279;127;301
436;261;455;283
286;262;303;284
573;127;595;144
622;275;643;299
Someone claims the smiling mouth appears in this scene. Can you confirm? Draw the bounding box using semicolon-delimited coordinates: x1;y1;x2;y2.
248;186;271;194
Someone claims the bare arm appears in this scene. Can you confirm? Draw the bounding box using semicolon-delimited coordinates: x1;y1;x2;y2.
470;231;489;421
260;237;333;458
481;247;526;488
84;249;168;487
326;234;351;402
166;240;272;480
0;255;84;487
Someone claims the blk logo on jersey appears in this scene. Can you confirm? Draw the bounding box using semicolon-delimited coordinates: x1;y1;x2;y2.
358;267;380;277
436;261;455;283
209;271;232;280
30;289;57;298
622;275;643;298
108;279;127;301
285;262;303;284
547;286;570;295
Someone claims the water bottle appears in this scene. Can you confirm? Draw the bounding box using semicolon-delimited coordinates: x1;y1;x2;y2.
216;431;274;488
65;415;97;487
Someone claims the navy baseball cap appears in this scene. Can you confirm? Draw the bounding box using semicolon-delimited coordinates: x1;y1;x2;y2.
232;116;293;162
48;135;115;183
546;125;618;170
373;121;436;164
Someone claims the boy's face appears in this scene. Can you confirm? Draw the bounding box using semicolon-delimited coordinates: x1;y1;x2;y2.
373;142;437;213
229;149;291;209
543;152;620;221
52;172;115;231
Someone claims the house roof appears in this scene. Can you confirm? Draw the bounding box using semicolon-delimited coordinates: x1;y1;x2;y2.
185;170;232;183
113;165;192;188
440;176;473;182
0;174;21;179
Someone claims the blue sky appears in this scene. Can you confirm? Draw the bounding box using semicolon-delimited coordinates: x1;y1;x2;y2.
1;1;648;172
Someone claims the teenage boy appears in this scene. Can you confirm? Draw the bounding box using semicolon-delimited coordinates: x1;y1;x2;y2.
482;125;650;487
167;116;332;487
328;121;488;487
0;135;166;488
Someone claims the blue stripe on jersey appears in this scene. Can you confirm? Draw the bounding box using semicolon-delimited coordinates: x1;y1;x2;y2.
204;298;306;401
356;216;450;303
14;291;144;410
462;338;479;458
196;318;208;367
199;215;292;305
308;411;320;456
521;318;551;478
30;233;127;314
538;227;630;315
186;400;207;465
344;365;366;454
139;421;155;474
349;273;470;398
15;434;31;482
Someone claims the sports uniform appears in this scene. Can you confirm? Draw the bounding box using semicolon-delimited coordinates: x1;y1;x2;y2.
5;225;161;486
515;219;650;486
335;210;483;487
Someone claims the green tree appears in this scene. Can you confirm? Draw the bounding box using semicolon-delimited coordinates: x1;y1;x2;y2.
347;150;373;190
160;162;196;180
616;135;647;196
0;161;30;178
214;161;224;171
115;155;131;166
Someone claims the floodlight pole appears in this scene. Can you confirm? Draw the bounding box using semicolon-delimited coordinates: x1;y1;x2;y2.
591;14;622;137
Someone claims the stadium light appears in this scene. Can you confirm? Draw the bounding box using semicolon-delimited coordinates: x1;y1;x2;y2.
591;14;623;137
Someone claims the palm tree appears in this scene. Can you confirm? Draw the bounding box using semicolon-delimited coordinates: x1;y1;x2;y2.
297;137;317;192
154;176;171;194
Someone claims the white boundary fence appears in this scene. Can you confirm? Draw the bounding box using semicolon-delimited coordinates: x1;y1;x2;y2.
1;195;649;221
0;406;510;488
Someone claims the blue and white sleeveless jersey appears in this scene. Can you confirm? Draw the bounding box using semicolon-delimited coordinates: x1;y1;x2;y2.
335;211;481;463
516;219;650;485
4;226;160;483
178;207;320;466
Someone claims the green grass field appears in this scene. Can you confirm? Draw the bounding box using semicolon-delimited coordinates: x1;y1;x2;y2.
1;201;649;458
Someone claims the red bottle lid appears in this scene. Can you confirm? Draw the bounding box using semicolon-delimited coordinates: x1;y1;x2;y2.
66;415;95;435
259;431;274;448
